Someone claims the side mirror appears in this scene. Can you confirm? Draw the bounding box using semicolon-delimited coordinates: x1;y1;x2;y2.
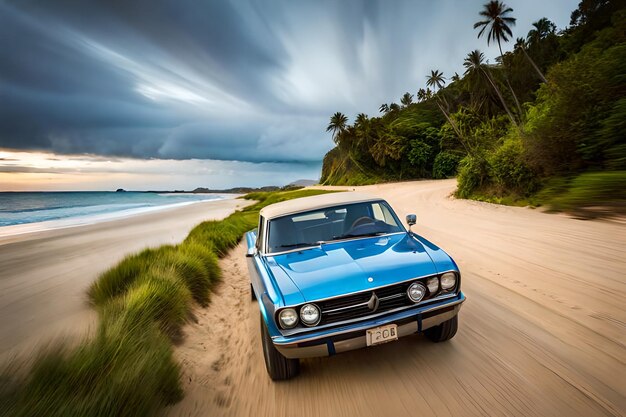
246;247;257;258
406;214;417;231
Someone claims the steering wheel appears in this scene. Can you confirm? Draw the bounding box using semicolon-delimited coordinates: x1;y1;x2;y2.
350;216;376;229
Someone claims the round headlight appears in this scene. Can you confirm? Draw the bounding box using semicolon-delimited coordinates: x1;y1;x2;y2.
300;303;321;326
278;308;298;329
407;282;426;303
440;272;457;290
426;277;439;294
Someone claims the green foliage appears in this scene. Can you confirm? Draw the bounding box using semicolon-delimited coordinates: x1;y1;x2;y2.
536;171;626;215
597;97;626;170
523;18;626;174
433;151;462;178
320;101;445;185
488;137;537;194
321;3;626;214
407;141;433;171
470;115;510;151
456;155;490;198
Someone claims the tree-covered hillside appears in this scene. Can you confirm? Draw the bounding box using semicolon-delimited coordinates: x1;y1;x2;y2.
321;0;626;214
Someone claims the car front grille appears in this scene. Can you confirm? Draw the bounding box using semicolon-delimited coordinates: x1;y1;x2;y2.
317;280;422;325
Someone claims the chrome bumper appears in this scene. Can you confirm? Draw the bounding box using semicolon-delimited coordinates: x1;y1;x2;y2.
274;295;464;359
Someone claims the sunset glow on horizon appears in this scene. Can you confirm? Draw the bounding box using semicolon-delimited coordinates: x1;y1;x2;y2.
0;150;321;191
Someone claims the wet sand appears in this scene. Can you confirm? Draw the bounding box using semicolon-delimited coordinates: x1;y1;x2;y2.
0;197;249;357
168;180;626;417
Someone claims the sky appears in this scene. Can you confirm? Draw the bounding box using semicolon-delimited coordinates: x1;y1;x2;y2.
0;0;578;191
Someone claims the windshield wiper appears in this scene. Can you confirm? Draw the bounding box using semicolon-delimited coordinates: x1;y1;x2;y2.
278;242;322;249
332;231;388;240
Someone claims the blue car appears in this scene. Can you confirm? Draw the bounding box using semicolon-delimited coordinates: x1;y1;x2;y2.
246;192;465;380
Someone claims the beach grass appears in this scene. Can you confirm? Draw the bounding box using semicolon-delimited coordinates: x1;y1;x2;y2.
89;246;213;308
122;267;193;336
1;323;182;417
1;188;337;417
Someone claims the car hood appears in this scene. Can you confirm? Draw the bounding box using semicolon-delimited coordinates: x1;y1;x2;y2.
266;233;447;304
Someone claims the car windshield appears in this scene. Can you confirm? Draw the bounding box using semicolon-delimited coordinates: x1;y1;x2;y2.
266;201;404;253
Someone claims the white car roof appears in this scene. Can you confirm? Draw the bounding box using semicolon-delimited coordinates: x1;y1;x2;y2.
259;192;383;220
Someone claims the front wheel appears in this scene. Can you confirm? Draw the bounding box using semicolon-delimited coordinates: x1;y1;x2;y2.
260;313;300;380
425;315;458;342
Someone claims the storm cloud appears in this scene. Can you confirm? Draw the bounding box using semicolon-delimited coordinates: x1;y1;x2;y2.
0;0;577;166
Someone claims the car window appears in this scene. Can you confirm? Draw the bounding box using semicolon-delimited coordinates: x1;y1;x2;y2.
372;202;398;226
266;201;403;253
372;203;384;221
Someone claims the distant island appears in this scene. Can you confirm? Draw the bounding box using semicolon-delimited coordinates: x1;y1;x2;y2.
189;186;281;194
132;179;319;194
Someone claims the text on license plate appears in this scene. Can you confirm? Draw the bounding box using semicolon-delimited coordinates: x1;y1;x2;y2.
366;324;398;346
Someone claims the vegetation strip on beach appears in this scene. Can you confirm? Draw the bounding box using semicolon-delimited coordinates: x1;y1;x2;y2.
0;189;336;417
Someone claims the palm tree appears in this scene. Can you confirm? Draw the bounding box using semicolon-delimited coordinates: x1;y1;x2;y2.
463;50;486;75
379;103;390;114
400;92;414;107
527;17;556;46
425;70;471;153
451;72;461;82
463;49;517;126
355;113;368;128
354;113;372;151
389;103;401;112
426;70;446;91
416;88;428;102
520;18;554;83
474;1;522;117
426;69;452;109
473;0;516;57
326;112;348;144
514;37;548;83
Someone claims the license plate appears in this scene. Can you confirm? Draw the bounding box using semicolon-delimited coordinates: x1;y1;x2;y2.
366;324;398;346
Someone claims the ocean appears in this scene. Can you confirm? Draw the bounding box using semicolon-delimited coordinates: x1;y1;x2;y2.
0;192;224;227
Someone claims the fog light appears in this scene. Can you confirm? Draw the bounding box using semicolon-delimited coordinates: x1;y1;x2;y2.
407;282;426;303
440;272;457;290
426;277;439;294
300;304;321;326
278;308;298;329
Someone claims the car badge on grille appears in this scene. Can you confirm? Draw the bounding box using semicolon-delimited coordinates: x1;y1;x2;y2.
367;292;379;312
367;277;374;282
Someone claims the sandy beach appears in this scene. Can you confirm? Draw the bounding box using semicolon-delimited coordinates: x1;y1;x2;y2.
0;197;250;357
168;180;626;417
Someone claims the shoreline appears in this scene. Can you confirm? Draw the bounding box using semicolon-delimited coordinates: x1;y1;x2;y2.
0;194;238;241
0;197;251;358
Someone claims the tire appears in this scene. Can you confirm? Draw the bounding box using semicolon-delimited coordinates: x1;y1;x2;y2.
425;314;458;342
260;313;300;380
250;283;257;301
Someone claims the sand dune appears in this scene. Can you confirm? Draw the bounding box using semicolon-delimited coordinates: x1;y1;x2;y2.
0;197;248;357
168;180;626;417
